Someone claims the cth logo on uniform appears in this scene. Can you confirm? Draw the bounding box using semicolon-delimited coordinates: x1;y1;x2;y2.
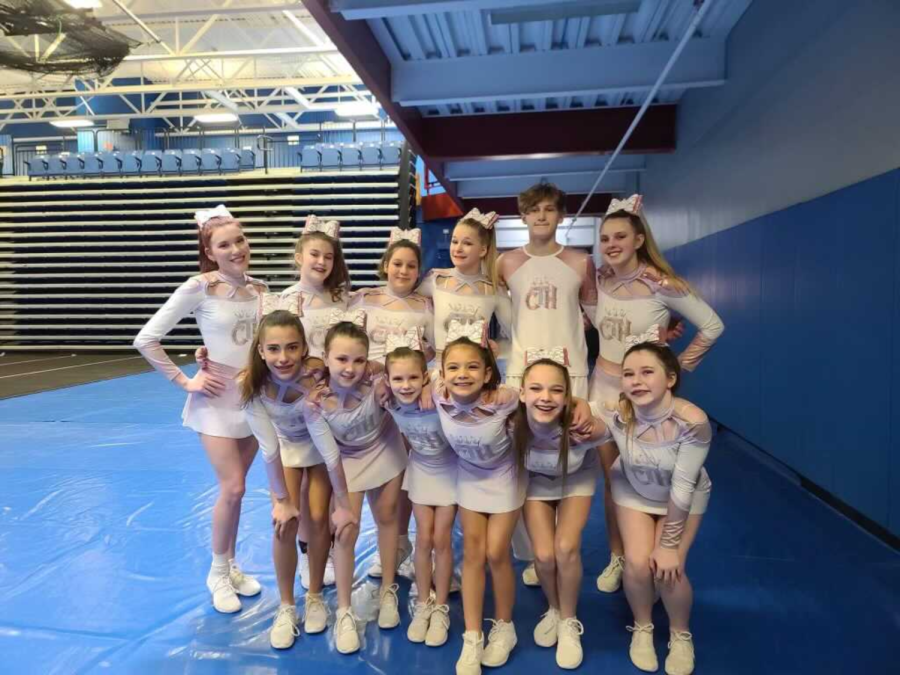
524;277;558;310
232;308;258;346
599;308;632;342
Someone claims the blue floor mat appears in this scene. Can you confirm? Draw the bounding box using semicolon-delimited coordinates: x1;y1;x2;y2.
1;368;897;674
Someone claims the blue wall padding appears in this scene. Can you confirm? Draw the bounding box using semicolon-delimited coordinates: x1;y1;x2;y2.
667;168;900;534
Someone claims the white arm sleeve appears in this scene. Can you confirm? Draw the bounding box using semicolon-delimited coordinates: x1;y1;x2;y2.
244;397;289;499
660;419;712;548
133;277;204;381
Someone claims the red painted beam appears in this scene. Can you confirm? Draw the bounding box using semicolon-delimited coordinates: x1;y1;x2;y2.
462;193;613;218
422;106;676;161
300;0;461;207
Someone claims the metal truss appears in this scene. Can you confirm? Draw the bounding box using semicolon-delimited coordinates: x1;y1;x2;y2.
0;2;371;130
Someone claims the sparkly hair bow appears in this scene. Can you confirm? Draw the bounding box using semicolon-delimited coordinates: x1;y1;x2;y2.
462;208;499;230
385;326;423;353
388;227;422;246
624;324;663;350
303;214;341;239
260;292;303;319
606;194;644;217
446;319;488;347
195;204;233;229
525;347;569;367
327;308;367;329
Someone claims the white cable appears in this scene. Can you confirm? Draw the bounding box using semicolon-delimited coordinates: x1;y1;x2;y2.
564;0;715;241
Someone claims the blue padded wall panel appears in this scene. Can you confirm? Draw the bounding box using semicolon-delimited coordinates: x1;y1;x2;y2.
826;172;895;525
664;168;900;533
759;207;800;468
892;173;900;534
790;196;838;491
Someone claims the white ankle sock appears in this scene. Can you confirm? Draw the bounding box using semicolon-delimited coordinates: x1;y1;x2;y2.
210;553;229;575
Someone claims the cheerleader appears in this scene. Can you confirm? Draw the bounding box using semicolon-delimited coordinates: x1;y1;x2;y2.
304;314;409;655
432;319;522;675
239;306;356;648
282;214;352;358
133;205;266;614
589;195;723;595
512;348;610;670
417;209;511;361
281;213;352;587
380;328;457;647
600;338;712;675
349;227;435;578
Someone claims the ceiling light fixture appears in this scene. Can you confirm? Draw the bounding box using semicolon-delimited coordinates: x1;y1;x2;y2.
195;113;239;124
50;119;95;128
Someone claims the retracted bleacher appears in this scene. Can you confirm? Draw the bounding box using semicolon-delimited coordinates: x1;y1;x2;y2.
0;150;415;350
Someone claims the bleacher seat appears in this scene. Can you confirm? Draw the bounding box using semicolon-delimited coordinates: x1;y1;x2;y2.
142;150;163;176
319;144;340;170
222;148;241;171
183;149;202;174
162;150;183;174
80;152;104;176
381;141;402;165
239;148;256;170
24;155;49;180
339;143;362;170
96;151;122;176
48;154;68;178
361;143;382;167
122;151;142;175
64;153;85;178
201;148;223;174
300;145;321;171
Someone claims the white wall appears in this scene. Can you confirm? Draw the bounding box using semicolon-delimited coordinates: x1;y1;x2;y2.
643;0;900;250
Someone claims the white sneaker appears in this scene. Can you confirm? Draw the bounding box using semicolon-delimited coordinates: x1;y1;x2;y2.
270;605;300;649
627;623;658;672
456;631;484;675
323;548;336;586
556;617;584;670
533;607;560;648
304;592;329;634
426;603;451;647
299;551;311;590
378;583;401;629
334;606;360;654
397;536;415;579
665;631;695;675
408;600;433;643
206;571;241;613
596;553;625;593
229;562;261;597
367;551;383;578
481;619;517;667
521;562;540;587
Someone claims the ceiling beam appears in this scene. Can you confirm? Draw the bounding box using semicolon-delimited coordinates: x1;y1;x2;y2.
456;172;635;199
421;105;676;161
302;0;461;208
0;76;361;101
445;154;646;181
393;39;725;107
123;46;341;62
330;0;635;21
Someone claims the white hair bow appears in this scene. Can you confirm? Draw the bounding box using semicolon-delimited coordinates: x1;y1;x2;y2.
624;324;663;350
327;308;367;329
446;319;487;346
525;347;569;367
462;208;499;230
303;214;341;239
388;227;422;246
260;292;302;319
606;194;644;217
385;326;423;353
195;204;233;229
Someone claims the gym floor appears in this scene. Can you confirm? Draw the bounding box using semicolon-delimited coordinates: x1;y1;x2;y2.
0;355;897;674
